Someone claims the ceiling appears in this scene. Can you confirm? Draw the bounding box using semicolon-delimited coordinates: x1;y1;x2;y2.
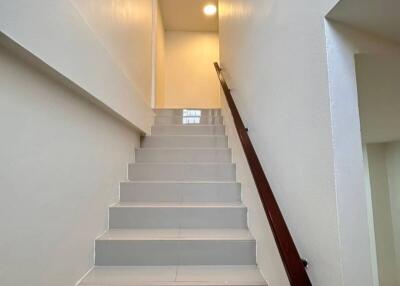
327;0;400;43
159;0;218;32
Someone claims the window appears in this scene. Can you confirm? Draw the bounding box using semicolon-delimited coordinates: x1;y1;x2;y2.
182;109;201;124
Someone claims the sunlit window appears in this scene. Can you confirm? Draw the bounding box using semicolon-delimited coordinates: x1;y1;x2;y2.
182;109;201;124
183;109;201;117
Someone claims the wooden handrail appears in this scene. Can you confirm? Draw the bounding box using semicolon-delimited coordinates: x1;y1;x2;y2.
214;63;312;286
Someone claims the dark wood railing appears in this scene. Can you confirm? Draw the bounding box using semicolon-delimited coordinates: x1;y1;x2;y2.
214;63;312;286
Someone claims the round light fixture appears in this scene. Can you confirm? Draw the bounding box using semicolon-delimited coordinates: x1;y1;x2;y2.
203;4;217;16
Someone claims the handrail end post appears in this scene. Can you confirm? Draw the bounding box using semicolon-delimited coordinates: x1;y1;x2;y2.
301;258;309;269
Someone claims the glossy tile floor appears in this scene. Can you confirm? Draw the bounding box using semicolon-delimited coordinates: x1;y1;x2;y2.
81;265;266;285
78;109;267;285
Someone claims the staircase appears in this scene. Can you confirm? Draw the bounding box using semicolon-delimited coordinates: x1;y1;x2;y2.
79;109;267;286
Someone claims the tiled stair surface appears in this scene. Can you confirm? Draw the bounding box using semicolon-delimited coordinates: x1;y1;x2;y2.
79;109;267;286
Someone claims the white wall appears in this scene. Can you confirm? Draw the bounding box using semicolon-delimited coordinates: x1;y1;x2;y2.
0;0;154;132
221;96;290;286
325;21;400;286
219;3;400;284
0;36;140;286
218;1;344;284
385;143;400;284
365;143;400;286
355;54;400;143
355;53;400;285
362;145;380;286
160;31;220;109
327;0;400;43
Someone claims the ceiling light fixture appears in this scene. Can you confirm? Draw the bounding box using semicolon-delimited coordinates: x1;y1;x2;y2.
203;4;217;16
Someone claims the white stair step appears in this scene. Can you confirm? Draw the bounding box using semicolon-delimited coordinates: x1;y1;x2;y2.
155;115;223;125
155;109;222;117
120;182;241;203
141;135;228;148
95;229;256;266
151;125;225;136
109;203;247;229
77;111;267;285
128;163;236;182
79;265;266;286
135;148;231;163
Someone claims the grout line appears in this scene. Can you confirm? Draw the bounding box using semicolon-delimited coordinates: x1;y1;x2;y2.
175;265;179;282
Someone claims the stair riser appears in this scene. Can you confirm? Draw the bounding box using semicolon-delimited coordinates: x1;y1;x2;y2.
135;149;232;163
141;136;228;148
95;240;256;266
155;116;223;125
128;164;236;181
155;109;222;117
151;125;225;136
109;207;247;229
120;182;241;203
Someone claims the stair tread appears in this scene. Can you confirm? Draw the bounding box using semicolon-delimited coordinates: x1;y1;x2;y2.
136;150;230;151
97;229;254;241
145;135;227;137
138;148;230;151
152;124;223;127
111;202;245;208
121;181;239;184
80;265;266;286
154;108;221;110
131;162;234;165
124;181;237;183
155;114;223;117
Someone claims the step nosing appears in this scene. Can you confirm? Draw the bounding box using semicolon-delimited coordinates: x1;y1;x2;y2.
121;181;238;184
135;163;233;165
125;180;237;183
152;124;224;127
110;204;246;208
135;147;230;151
97;238;255;242
138;148;230;151
130;163;235;165
144;135;227;138
97;229;255;241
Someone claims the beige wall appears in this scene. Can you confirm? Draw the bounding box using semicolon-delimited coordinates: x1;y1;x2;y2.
158;31;220;109
71;0;154;106
155;2;166;108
